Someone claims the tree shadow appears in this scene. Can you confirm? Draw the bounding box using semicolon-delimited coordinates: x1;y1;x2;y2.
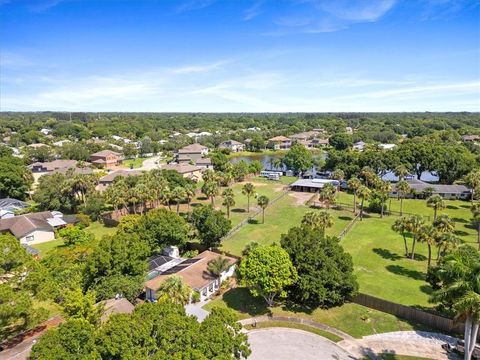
372;248;403;261
339;216;353;221
460;204;471;209
386;265;425;281
446;205;459;210
454;230;470;237
221;287;270;317
248;218;260;224
231;208;246;213
452;217;468;224
281;301;314;316
419;284;433;296
197;196;208;201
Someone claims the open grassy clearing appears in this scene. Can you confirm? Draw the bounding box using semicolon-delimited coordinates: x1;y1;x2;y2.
122;157;148;168
342;216;432;307
204;287;427;338
32;221;116;256
243;320;343;342
221;193;354;255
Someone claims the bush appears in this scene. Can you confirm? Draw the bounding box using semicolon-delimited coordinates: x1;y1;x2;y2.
191;291;201;303
75;213;91;228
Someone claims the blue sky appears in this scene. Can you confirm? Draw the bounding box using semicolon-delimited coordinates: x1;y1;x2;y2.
1;0;479;112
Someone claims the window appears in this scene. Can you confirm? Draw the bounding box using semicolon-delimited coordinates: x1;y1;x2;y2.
26;235;34;242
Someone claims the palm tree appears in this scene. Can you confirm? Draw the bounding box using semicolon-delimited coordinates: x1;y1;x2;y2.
319;183;336;209
392;217;410;257
222;188;235;218
378;180;392;218
207;256;231;277
426;194;445;221
134;182;150;214
171;186;186;214
202;169;217;184
156;275;192;306
394;164;409;181
360;166;376;188
242;183;256;213
433;214;456;261
202;181;219;207
257;195;269;224
302;210;333;235
406;214;425;260
347;177;361;213
357;185;371;220
184;183;196;212
465;170;480;204
417;224;436;268
430;249;480;360
128;186;139;214
472;202;480;250
435;232;461;264
396;180;410;216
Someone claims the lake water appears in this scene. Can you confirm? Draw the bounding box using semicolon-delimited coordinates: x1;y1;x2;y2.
230;153;440;182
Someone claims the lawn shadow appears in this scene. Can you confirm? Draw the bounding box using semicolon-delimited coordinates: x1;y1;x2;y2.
231;208;246;213
372;248;403;261
248;218;260;224
446;205;459;210
386;265;425;281
281;301;314;316
222;287;270;317
419;284;433;296
196;196;208;201
454;230;470;237
409;253;427;261
452;217;468;224
460;204;471;209
339;216;353;221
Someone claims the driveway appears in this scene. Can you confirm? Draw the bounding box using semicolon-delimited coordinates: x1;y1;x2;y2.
138;155;162;171
247;328;355;360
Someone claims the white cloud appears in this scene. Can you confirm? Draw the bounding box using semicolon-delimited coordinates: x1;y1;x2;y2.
318;0;397;22
243;1;264;21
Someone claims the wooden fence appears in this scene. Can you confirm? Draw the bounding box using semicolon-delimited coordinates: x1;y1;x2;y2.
353;292;464;334
338;212;361;239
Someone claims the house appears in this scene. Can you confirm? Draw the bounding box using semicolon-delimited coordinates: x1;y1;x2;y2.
345;127;353;134
145;250;237;302
40;128;52;136
27;143;49;149
219;140;245;153
98;298;135;323
52;139;71;147
390;179;471;200
194;157;213;169
186;132;212;139
90;150;123;169
353;141;366;151
31;160;79;173
290;178;339;193
162;164;204;181
378;143;396;150
97;170;143;191
177;143;209;162
0;211;75;245
290;131;321;142
462;135;480;142
268;136;292;150
0;198;29;213
299;138;329;149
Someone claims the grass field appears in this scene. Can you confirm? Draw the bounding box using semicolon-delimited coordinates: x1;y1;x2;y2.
221;193;354;255
243;320;342;342
32;221;116;256
122;157;147;168
204;287;427;338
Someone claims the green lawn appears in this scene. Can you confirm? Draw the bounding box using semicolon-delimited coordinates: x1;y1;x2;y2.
32;221;116;256
122;157;149;169
243;320;342;342
221;193;354;255
85;221;117;239
204;287;427;338
334;191;476;307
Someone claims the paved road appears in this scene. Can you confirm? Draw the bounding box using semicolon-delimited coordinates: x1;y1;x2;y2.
138;155;162;171
247;328;355;360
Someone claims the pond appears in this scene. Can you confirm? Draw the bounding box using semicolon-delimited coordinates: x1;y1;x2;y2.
230;152;439;182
